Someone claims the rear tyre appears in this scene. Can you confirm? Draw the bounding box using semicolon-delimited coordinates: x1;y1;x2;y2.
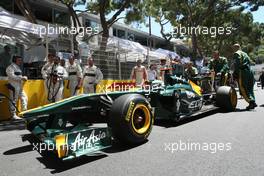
109;94;154;145
216;86;237;111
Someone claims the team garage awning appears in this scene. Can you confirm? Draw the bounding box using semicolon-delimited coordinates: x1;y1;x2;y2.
0;7;57;47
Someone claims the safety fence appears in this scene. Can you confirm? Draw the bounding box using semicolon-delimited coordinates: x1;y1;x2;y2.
0;78;136;120
80;35;153;80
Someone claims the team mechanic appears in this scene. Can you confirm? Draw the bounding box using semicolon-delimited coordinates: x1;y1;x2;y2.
5;56;28;120
41;53;54;96
185;61;198;81
82;57;103;94
232;43;257;110
208;50;229;86
66;55;83;96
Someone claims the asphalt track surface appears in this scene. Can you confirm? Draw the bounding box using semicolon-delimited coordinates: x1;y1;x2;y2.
1;86;264;176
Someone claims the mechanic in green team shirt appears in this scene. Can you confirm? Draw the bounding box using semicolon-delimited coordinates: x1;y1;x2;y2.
208;51;230;86
185;61;198;82
232;43;257;110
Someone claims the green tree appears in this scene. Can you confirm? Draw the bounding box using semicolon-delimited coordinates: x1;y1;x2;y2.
130;0;263;59
16;0;82;28
129;0;239;58
199;8;263;59
85;0;141;50
15;0;37;23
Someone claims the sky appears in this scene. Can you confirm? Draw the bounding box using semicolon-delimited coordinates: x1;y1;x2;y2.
252;6;264;23
76;4;264;38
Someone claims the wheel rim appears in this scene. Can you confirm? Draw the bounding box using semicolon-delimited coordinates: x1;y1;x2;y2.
131;104;151;134
230;88;237;109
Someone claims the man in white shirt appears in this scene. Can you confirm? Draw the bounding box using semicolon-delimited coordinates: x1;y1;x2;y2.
46;56;68;102
6;56;28;120
130;59;148;86
41;53;54;95
66;55;83;96
82;57;103;94
147;64;157;82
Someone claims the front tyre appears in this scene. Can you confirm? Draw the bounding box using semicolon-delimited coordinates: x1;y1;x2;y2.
216;86;237;111
109;94;154;145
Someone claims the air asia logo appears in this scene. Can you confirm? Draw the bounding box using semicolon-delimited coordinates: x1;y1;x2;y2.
71;130;106;151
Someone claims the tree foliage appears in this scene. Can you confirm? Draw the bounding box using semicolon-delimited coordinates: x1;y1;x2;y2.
127;0;263;59
84;0;141;50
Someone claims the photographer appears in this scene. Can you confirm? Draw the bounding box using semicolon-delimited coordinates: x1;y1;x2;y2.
46;56;68;102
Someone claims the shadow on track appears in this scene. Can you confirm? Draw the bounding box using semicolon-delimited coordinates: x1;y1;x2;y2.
3;133;145;174
155;109;219;128
37;153;107;174
3;144;33;155
0;120;25;131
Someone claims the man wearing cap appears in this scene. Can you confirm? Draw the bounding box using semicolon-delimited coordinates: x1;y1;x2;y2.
66;55;83;96
232;43;257;110
185;61;198;80
6;56;28;120
82;57;103;94
130;59;148;86
208;51;229;86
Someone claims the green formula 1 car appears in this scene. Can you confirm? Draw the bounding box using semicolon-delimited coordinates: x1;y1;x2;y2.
20;73;237;160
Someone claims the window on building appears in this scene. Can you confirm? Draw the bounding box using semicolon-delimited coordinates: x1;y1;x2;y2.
117;29;126;39
135;35;148;46
127;33;135;41
113;28;117;37
85;19;98;34
54;10;70;26
85;19;97;28
31;3;52;23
